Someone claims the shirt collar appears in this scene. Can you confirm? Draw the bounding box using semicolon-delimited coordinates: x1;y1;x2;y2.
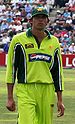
26;28;51;39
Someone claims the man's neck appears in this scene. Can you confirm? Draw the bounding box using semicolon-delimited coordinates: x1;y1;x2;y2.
32;28;47;42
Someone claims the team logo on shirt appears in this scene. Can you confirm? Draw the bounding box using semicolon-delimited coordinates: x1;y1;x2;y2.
25;43;34;49
49;45;54;49
29;53;52;63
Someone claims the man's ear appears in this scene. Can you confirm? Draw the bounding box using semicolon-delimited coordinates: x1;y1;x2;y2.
29;18;33;25
47;18;50;23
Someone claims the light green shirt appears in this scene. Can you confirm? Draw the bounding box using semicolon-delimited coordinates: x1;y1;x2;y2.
6;28;64;91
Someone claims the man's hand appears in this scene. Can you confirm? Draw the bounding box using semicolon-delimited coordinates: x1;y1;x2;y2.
57;101;65;117
6;83;15;111
6;99;16;111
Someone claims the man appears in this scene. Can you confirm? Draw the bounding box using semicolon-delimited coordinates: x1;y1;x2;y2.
25;2;32;16
6;6;65;124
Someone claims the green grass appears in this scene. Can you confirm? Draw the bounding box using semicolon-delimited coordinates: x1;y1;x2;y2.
0;67;17;124
0;67;75;124
53;69;75;124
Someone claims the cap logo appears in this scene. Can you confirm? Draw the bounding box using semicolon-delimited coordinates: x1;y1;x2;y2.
37;8;43;12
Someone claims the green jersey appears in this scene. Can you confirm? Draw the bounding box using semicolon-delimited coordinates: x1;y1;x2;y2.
6;28;64;91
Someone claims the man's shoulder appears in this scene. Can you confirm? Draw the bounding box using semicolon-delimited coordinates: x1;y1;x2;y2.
51;34;59;41
14;32;26;38
50;35;60;47
11;32;27;42
11;32;27;45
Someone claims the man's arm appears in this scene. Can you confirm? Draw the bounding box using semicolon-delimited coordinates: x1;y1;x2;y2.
50;48;65;116
6;83;16;111
57;91;65;117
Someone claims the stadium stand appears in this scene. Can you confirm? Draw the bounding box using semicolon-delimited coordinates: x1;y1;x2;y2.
0;0;75;54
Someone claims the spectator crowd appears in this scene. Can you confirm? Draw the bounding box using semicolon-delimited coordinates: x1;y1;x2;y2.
0;0;75;54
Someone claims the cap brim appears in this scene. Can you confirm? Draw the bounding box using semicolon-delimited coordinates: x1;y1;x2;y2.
32;13;48;17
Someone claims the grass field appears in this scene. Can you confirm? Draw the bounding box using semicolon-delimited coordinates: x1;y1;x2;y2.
0;67;75;124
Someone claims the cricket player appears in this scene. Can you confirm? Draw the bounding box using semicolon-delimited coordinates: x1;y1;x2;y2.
6;6;65;124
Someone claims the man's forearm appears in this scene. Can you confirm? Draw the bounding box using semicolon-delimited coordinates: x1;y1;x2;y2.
56;91;65;117
57;91;63;102
7;83;14;100
6;83;16;111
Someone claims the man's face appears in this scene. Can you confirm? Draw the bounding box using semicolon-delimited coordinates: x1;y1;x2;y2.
32;15;48;30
